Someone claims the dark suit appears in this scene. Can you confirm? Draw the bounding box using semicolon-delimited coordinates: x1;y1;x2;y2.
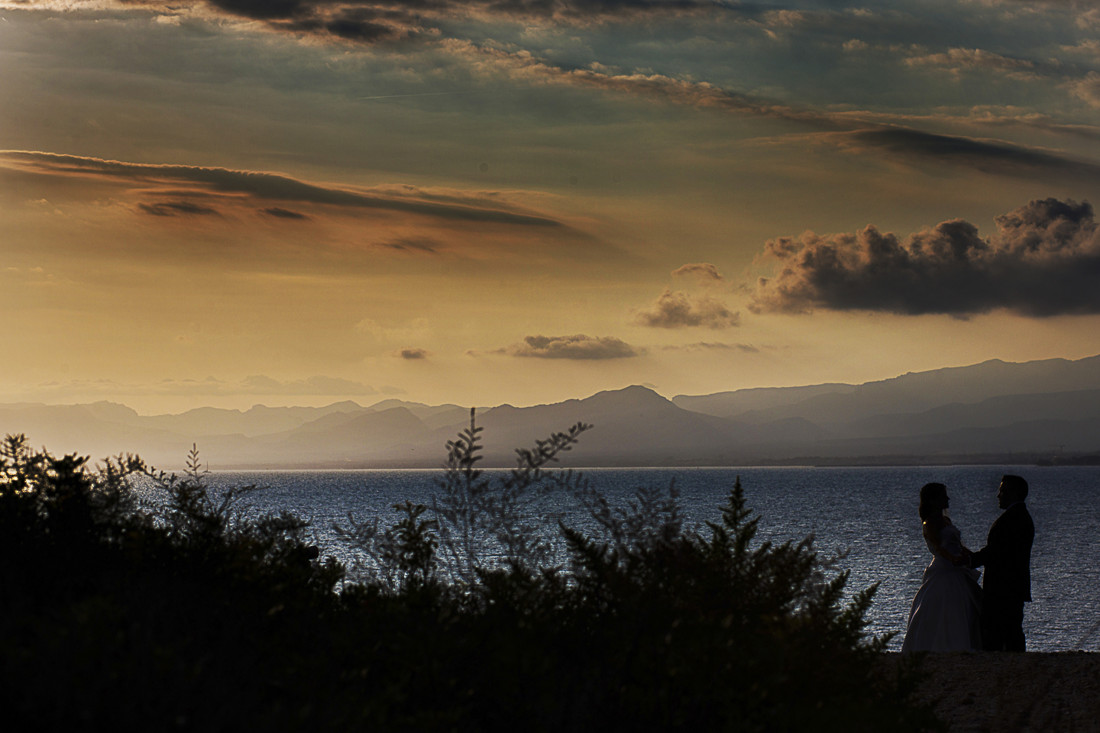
971;502;1034;651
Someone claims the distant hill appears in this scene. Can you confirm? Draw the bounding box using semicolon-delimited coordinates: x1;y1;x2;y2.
671;383;855;420
673;355;1100;425
3;354;1099;468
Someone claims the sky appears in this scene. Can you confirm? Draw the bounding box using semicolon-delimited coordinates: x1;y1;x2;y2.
2;0;1100;414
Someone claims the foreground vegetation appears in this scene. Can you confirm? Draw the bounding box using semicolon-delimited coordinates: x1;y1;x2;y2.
1;416;938;731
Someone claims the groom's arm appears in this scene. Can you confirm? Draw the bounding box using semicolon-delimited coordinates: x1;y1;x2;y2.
970;524;999;569
971;512;1017;569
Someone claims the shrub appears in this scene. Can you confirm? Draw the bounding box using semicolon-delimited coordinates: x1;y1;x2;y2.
0;435;343;730
339;413;936;731
0;420;937;731
338;407;592;586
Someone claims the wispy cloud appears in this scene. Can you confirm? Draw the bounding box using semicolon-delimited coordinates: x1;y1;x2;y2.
441;40;838;129
498;334;640;359
26;0;725;47
436;43;1098;178
750;198;1100;317
9;6;1094;185
1070;71;1100;108
905;47;1041;80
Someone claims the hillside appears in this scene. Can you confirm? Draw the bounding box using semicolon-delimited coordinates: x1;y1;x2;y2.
3;355;1099;468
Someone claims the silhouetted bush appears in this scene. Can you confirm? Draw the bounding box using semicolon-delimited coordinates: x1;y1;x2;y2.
0;422;937;732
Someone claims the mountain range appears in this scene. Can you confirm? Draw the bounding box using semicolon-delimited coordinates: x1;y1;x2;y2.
4;354;1100;468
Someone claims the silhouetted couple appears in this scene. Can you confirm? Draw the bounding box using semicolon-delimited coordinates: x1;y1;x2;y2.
901;475;1035;653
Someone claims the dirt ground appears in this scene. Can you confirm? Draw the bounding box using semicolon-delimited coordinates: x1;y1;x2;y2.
882;651;1100;732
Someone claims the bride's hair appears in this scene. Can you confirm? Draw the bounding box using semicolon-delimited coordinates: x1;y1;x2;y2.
918;482;962;561
918;482;948;536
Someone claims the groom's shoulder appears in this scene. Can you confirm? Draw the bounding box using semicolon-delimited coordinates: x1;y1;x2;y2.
994;502;1032;526
1003;502;1035;532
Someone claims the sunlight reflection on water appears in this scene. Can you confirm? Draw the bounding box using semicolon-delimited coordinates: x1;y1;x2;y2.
202;465;1100;652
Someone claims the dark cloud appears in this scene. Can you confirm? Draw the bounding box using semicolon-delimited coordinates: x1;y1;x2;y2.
321;17;398;41
122;0;719;48
262;206;310;220
837;128;1100;180
208;0;308;20
138;200;221;216
501;334;640;359
397;347;429;359
495;0;714;16
1;151;563;228
750;198;1100;317
635;289;740;329
280;6;410;43
202;0;716;25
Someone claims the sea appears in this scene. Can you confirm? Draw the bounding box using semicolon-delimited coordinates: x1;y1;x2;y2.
200;465;1100;652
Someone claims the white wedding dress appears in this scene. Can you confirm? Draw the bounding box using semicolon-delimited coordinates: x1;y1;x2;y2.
901;522;983;653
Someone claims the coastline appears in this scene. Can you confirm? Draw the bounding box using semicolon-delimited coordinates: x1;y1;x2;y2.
883;651;1100;731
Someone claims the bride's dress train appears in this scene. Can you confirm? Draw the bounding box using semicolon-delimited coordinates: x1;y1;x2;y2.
902;523;982;653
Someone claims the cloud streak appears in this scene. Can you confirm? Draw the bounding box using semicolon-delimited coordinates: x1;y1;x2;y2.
443;40;839;129
262;206;310;220
0;150;564;228
138;200;222;217
750;198;1100;317
819;128;1100;180
440;44;1100;178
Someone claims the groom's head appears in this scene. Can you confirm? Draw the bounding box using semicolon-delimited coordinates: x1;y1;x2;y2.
998;474;1028;508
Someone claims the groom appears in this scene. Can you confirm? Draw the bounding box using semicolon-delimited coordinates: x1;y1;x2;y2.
969;474;1035;652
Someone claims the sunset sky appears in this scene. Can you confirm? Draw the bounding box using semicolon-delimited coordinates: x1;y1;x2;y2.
3;0;1100;413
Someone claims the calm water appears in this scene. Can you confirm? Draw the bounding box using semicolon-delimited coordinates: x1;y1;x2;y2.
204;465;1100;652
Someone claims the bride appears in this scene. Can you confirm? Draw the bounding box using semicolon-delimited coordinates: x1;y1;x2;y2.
901;482;983;653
